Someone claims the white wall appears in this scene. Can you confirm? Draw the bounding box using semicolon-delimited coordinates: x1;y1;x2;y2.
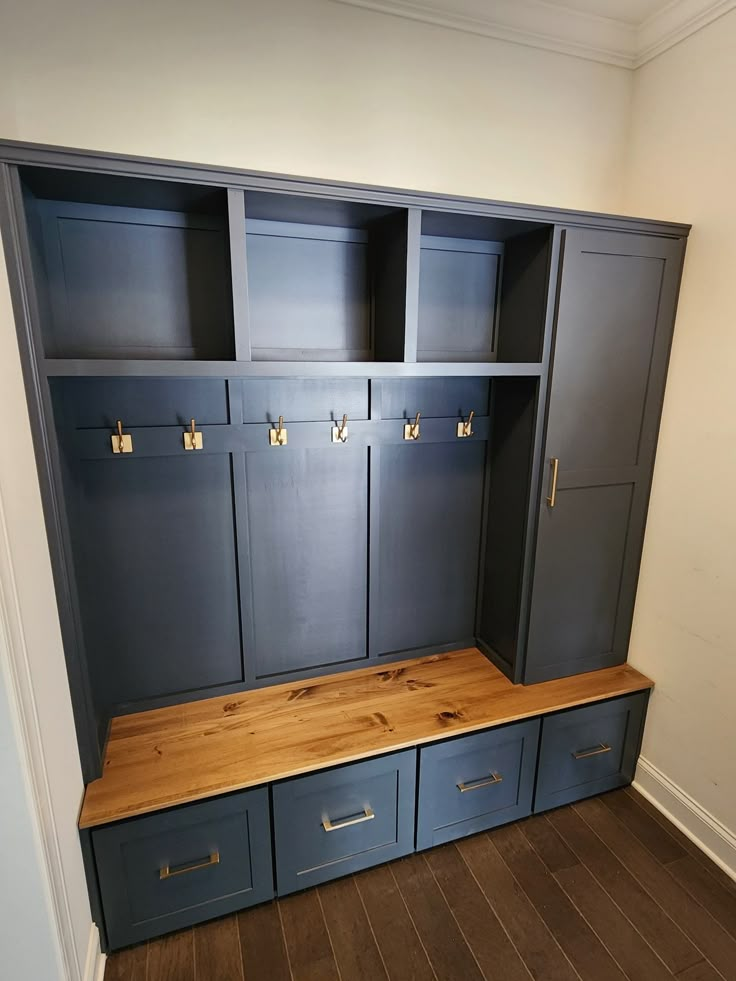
0;0;631;211
623;10;736;851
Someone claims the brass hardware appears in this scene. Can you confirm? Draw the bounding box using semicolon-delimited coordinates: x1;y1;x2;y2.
269;415;288;446
111;420;133;454
159;850;220;880
573;743;612;760
322;805;375;832
332;414;349;444
456;410;475;439
546;457;559;508
183;418;203;451
403;412;421;441
457;772;503;793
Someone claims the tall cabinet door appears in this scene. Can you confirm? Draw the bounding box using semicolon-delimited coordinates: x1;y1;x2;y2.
523;229;685;683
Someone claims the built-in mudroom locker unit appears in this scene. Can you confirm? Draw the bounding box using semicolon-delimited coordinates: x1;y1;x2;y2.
0;142;688;951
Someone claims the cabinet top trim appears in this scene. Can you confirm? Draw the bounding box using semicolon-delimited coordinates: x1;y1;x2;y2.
79;647;653;829
0;139;690;239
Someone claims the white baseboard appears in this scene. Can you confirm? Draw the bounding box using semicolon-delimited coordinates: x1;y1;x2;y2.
83;924;106;981
634;756;736;883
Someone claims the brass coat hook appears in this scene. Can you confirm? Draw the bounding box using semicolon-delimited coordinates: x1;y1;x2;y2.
457;409;475;438
404;411;421;441
183;418;203;451
269;415;288;446
111;419;133;454
332;414;349;443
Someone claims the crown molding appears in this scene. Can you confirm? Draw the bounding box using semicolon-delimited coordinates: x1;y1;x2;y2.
333;0;736;69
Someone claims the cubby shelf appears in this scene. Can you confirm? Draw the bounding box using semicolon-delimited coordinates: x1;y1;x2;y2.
43;358;545;379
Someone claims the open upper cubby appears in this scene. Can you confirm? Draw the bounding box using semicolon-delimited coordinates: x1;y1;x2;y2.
243;192;411;362
417;212;554;364
19;167;235;361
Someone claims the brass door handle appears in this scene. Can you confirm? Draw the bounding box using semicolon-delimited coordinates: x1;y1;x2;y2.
546;457;559;508
159;850;220;879
572;743;611;760
457;772;503;793
322;806;374;832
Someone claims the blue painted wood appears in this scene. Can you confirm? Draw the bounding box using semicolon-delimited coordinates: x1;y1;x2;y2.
243;446;369;678
240;378;369;423
372;440;486;656
272;751;416;895
379;377;490;419
524;230;685;683
68;452;243;713
35;199;234;360
416;719;540;849
92;788;273;950
533;692;649;813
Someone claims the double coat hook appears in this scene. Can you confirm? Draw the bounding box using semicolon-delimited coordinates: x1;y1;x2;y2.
332;414;349;444
404;412;421;441
269;415;288;446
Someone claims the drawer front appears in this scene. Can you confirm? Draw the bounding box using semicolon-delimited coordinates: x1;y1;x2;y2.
272;751;416;894
417;719;540;850
93;788;273;949
534;692;649;813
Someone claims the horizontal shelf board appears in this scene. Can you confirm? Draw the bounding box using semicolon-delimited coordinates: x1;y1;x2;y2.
44;359;544;379
78;647;653;828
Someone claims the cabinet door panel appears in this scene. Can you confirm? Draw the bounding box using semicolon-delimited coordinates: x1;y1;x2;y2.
73;454;243;710
524;230;684;682
372;441;486;655
244;447;368;678
526;484;633;675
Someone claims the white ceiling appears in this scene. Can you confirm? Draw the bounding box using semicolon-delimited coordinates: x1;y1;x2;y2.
334;0;736;67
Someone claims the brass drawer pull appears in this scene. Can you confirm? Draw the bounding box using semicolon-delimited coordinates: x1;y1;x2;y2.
573;743;612;760
322;806;375;832
546;457;559;508
457;772;503;793
159;850;220;880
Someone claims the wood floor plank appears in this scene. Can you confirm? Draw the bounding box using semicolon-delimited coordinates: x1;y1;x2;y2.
601;790;688;865
193;917;243;981
624;789;736;897
391;854;484;981
147;929;194;981
554;863;672;981
355;863;437;981
105;944;147;981
425;843;532;981
457;833;579;981
237;902;292;981
547;805;701;975
521;816;580;873
667;855;736;941
490;822;627;981
575;798;736;981
279;889;340;981
676;962;725;981
318;877;389;981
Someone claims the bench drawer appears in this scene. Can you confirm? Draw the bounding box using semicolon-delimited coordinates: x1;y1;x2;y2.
534;692;649;813
272;751;416;894
92;788;273;949
416;719;540;849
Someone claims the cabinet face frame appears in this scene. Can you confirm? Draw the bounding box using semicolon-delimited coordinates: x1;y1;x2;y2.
0;143;689;780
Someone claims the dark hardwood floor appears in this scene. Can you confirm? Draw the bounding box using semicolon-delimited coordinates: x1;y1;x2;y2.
104;788;736;981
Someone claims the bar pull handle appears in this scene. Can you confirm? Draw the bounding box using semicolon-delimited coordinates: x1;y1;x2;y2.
322;806;375;832
572;743;611;760
546;457;559;508
457;772;503;793
159;850;220;880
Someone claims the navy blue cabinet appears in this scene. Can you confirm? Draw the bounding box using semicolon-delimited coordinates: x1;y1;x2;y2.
272;752;416;894
92;789;273;949
533;692;648;813
416;719;540;849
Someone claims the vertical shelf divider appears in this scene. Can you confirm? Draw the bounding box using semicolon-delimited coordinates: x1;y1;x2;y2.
403;207;421;363
227;188;251;361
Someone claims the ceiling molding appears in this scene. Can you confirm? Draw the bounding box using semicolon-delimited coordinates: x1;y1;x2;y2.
333;0;736;69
